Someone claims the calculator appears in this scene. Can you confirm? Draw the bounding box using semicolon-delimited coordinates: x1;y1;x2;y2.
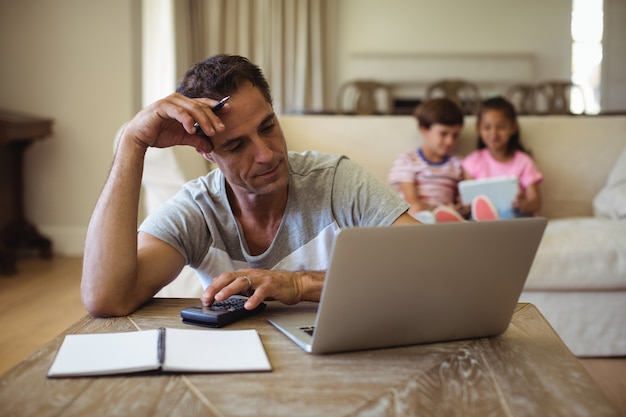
180;296;266;328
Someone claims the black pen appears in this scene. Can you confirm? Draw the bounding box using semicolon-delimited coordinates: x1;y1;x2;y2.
157;327;166;367
194;96;230;137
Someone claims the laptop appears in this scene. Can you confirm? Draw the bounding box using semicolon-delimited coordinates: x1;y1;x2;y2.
459;176;519;213
268;218;546;354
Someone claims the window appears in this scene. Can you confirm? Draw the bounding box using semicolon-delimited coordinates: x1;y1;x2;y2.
141;0;177;106
571;0;603;114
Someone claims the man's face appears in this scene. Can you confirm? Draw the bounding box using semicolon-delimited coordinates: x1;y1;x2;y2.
206;82;289;197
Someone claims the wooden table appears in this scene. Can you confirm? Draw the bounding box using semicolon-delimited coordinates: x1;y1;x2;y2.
0;109;53;275
0;300;619;417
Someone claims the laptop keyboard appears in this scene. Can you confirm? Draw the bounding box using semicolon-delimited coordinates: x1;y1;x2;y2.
299;326;315;336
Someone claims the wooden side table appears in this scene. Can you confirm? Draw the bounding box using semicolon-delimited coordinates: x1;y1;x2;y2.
0;109;53;275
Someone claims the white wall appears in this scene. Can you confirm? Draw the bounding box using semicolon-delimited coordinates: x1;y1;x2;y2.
336;0;572;98
0;0;141;255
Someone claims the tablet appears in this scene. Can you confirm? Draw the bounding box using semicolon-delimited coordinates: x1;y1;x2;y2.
459;176;519;212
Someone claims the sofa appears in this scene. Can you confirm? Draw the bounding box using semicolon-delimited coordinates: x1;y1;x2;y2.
142;114;626;357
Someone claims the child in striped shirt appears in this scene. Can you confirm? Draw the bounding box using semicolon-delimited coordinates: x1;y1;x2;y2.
388;98;467;223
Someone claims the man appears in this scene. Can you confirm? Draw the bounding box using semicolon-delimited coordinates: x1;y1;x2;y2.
81;55;417;317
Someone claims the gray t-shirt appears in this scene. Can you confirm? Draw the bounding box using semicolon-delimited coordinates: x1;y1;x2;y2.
139;150;409;288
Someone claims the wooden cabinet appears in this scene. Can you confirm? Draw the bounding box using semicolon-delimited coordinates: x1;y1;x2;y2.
0;109;53;275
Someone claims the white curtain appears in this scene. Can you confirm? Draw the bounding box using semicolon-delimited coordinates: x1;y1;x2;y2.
170;0;337;114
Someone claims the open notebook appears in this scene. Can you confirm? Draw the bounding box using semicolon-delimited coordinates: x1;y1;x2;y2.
269;218;546;354
47;328;271;377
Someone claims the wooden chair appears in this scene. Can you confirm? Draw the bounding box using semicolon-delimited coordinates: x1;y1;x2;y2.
336;80;393;115
425;79;481;114
506;83;537;115
532;80;586;114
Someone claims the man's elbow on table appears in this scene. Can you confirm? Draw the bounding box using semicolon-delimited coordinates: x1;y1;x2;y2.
80;282;145;318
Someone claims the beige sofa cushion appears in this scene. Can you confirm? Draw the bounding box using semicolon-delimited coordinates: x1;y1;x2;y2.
526;217;626;290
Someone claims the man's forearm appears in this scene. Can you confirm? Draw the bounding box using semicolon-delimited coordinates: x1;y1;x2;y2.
81;134;148;316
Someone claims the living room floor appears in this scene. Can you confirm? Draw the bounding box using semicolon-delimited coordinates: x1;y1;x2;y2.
0;256;624;414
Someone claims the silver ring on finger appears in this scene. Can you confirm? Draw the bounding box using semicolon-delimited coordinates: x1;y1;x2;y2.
241;275;252;290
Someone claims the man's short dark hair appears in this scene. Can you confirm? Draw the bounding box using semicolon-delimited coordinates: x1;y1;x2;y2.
176;54;273;105
413;98;464;129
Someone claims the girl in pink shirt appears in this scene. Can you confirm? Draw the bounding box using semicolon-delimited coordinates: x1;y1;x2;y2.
462;97;543;218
